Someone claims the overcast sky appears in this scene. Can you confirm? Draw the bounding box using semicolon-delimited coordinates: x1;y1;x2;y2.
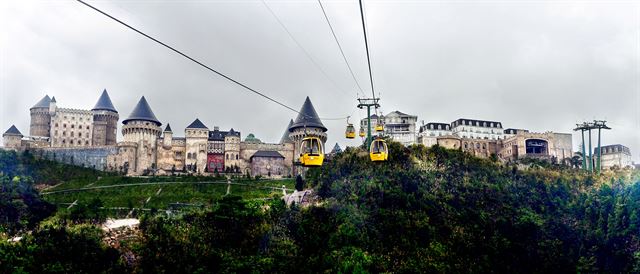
1;0;638;162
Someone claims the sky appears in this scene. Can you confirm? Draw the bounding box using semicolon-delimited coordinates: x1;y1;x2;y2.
1;0;639;162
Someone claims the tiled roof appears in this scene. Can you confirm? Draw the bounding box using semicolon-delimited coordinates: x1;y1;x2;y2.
280;119;294;143
92;89;118;113
250;150;284;159
289;97;327;132
164;123;173;132
31;95;51;109
123;96;161;126
3;125;23;136
186;118;208;129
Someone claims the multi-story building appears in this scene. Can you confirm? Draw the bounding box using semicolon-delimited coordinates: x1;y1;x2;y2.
450;118;504;140
594;144;633;169
417;118;572;162
360;111;417;146
3;91;313;178
417;122;452;147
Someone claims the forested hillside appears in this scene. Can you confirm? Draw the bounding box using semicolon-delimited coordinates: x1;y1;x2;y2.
1;144;639;273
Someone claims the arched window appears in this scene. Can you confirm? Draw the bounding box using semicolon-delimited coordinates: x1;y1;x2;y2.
70;140;74;145
236;154;239;160
476;143;480;149
226;154;229;160
78;133;82;137
71;125;75;129
85;141;89;145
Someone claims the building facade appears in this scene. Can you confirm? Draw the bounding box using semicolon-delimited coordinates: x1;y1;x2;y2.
360;111;417;146
3;91;304;177
595;144;633;169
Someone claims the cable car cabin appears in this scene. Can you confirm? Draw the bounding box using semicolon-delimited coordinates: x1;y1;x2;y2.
375;123;384;132
299;137;324;167
369;139;388;162
359;127;366;138
345;124;356;139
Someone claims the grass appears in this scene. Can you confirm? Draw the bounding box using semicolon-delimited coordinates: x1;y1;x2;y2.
42;176;295;212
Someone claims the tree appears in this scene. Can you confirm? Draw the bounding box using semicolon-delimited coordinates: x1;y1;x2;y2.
295;175;304;191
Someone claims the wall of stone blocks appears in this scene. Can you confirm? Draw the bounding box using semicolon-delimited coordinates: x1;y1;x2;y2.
33;146;118;171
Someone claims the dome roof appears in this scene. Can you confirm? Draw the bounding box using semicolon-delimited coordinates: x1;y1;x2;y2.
92;89;118;112
289;97;327;132
122;96;161;126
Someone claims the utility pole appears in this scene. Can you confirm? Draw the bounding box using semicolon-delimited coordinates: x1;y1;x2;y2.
592;120;611;174
357;98;380;149
574;120;610;173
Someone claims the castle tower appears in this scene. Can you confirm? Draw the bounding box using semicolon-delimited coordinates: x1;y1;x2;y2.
3;125;23;149
162;123;173;148
185;118;209;173
29;95;52;138
122;96;162;175
224;128;241;171
279;119;294;144
91;89;119;146
288;97;327;174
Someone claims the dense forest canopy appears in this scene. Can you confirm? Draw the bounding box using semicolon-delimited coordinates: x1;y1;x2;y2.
1;144;639;273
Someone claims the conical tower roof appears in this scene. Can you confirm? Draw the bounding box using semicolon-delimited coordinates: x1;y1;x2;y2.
280;119;294;143
92;89;118;113
31;95;51;109
3;125;23;137
289;97;327;132
122;96;161;126
186;118;208;129
164;123;172;132
330;143;342;154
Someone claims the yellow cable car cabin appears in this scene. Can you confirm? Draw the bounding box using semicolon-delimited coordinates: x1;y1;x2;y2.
345;124;356;139
375;123;384;132
370;138;388;162
299;136;324;167
359;127;366;138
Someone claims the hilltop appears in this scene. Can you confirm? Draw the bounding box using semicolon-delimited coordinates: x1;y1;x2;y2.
1;143;639;273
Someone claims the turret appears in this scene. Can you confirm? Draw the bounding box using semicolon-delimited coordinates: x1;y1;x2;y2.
49;96;57;114
122;96;162;175
288;97;327;175
185;118;208;173
91;89;119;146
163;123;173;148
2;125;23;149
29;95;52;138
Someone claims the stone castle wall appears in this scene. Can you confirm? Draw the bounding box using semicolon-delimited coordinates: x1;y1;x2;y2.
33;146;118;171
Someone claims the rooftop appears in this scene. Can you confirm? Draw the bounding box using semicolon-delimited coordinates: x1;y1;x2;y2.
122;96;161;126
92;89;118;113
289;97;327;132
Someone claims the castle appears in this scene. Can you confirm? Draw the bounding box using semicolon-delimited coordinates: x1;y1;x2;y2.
2;91;328;177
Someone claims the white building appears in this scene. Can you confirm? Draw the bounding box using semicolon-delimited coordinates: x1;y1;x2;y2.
595;144;633;169
360;111;418;146
418;122;452;147
451;118;504;140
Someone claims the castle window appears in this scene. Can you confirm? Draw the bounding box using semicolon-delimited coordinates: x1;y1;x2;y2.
70;140;74;145
63;124;66;128
70;132;74;137
79;133;82;137
85;141;89;145
55;123;58;127
226;154;229;160
236;155;239;160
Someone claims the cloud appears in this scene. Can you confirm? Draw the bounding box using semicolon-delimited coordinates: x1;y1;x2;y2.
1;0;638;161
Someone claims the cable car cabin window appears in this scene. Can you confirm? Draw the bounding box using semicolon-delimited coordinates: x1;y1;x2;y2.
301;138;322;156
371;141;383;154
